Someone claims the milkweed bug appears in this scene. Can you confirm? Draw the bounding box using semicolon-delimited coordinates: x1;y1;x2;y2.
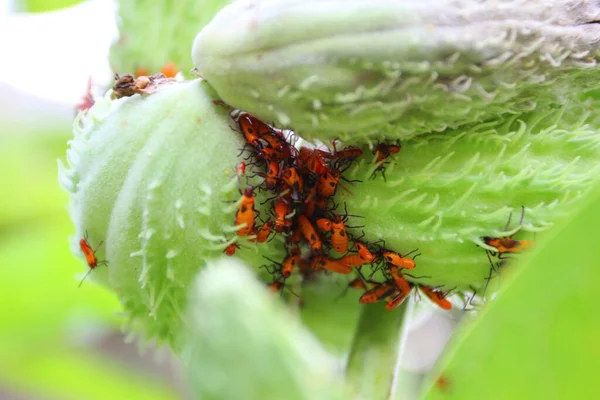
354;241;378;263
265;161;281;190
315;218;333;232
348;277;368;290
250;220;274;243
371;142;401;180
281;254;301;278
385;290;410;310
481;207;535;257
388;266;412;293
330;216;349;254
381;249;418;269
236;162;247;176
359;281;396;304
317;170;340;198
297;215;322;251
223;242;241;256
420;286;453;310
338;254;372;268
78;234;108;287
235;188;256;236
311;256;353;274
273;195;294;233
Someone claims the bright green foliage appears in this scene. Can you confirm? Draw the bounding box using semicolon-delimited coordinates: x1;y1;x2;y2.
0;131;176;399
193;0;600;140
21;0;83;12
186;258;347;400
110;0;231;77
420;183;600;400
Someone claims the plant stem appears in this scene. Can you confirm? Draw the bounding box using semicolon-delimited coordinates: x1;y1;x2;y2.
345;298;413;400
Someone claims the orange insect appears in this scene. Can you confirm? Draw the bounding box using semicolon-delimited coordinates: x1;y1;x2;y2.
359;281;396;304
273;196;293;233
388;266;412;293
237;114;266;147
420;286;453;310
482;237;534;254
373;143;401;163
330;216;349;254
348;277;367;290
315;218;332;232
78;235;108;287
223;242;241;256
311;256;353;274
267;280;284;293
235;188;256;236
482;207;535;256
297;147;329;175
338;253;372;268
161;61;178;78
317;170;340;197
281;167;304;193
265;161;280;189
236;162;247;176
252;220;274;243
382;250;416;269
354;241;377;263
297;215;322;251
281;254;301;278
385;290;411;310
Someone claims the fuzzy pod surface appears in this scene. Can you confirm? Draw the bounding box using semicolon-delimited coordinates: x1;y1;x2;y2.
340;99;600;292
193;0;600;141
58;79;280;346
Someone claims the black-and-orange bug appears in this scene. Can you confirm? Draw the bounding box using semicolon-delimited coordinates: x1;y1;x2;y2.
223;242;241;256
235;188;256;236
251;220;274;243
297;215;322;251
267;280;284;293
317;170;340;198
420;286;452;310
78;234;108;287
388;265;412;293
330;216;349;254
311;256;353;274
281;254;301;278
359;281;396;304
297;146;329;175
354;241;378;263
281;167;304;194
338;253;373;268
237;113;265;147
381;249;418;269
348;277;367;290
273;196;294;233
236;162;247;176
373;142;401;163
385;290;410;310
482;207;534;254
315;218;333;232
265;160;281;189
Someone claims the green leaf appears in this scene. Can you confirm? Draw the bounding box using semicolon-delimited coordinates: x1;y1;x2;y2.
420;183;600;399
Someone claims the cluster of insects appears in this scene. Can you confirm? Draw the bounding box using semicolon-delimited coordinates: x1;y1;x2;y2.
224;111;454;310
74;69;536;310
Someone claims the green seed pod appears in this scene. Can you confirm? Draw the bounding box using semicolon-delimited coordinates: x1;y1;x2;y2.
193;0;600;141
341;99;600;292
186;259;347;400
58;80;281;347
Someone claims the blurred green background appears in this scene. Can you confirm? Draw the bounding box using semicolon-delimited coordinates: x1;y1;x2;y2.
0;1;181;398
